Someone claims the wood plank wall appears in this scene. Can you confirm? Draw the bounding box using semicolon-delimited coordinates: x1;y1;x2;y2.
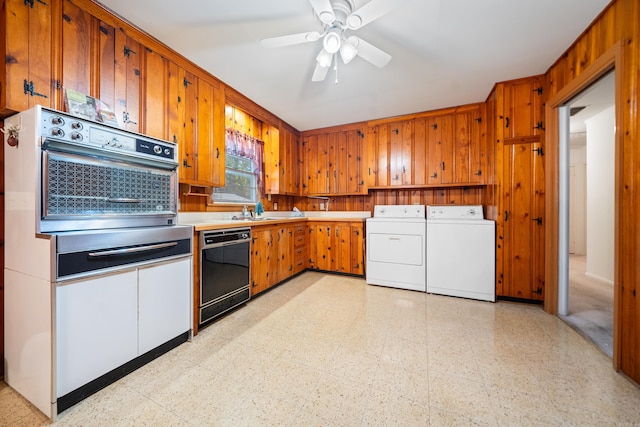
544;0;640;382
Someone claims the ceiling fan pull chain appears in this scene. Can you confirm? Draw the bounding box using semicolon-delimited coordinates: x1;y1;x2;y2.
334;53;339;84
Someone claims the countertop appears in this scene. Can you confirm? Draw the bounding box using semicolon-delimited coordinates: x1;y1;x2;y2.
178;211;371;232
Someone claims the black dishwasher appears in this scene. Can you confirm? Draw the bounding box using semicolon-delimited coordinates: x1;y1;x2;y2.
199;228;251;326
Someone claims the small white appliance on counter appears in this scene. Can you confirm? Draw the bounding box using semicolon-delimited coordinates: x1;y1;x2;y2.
426;205;495;302
366;205;426;292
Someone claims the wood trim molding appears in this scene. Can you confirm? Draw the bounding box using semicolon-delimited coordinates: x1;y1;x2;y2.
543;40;623;369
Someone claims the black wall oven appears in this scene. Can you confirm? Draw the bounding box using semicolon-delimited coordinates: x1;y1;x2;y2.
199;227;251;326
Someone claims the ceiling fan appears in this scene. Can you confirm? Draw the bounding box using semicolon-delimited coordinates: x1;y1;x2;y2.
261;0;404;82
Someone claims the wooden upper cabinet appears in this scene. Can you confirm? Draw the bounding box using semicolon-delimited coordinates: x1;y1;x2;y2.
453;108;484;184
427;114;454;184
141;48;167;139
265;125;299;196
300;126;366;195
61;0;92;96
194;79;225;187
502;75;545;140
98;23;141;133
387;120;414;186
1;0;54;117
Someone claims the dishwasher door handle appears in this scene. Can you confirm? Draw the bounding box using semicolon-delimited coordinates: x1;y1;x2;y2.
88;241;178;257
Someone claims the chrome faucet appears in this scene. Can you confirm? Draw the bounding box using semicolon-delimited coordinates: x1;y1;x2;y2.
241;205;249;218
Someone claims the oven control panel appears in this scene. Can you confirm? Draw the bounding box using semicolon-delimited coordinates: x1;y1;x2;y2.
39;108;176;162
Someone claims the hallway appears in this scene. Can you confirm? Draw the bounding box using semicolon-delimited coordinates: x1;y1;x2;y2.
560;254;614;357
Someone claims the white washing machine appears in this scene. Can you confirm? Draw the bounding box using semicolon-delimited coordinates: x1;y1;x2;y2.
426;205;495;302
366;205;426;292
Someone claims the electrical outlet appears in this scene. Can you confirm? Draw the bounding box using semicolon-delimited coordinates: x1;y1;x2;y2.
319;202;325;210
267;194;271;201
274;202;278;210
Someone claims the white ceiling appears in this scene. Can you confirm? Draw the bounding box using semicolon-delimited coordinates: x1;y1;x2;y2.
97;0;610;131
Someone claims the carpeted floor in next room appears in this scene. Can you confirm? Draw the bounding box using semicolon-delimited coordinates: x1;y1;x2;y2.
1;271;639;426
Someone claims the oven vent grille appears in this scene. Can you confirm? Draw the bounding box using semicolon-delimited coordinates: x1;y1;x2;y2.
45;156;176;216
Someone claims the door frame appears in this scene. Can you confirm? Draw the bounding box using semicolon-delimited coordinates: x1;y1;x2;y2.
544;41;623;369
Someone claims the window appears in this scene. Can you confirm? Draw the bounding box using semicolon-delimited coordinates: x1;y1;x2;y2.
212;154;258;203
211;128;264;204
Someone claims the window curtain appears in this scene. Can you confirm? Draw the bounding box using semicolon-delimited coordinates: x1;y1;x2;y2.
225;128;265;195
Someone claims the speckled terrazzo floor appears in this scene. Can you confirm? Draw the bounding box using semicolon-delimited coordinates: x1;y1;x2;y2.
2;271;640;426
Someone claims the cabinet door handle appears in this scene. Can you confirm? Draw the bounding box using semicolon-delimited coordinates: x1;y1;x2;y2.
505;117;510;128
441;162;445;171
216;147;220;158
89;241;177;257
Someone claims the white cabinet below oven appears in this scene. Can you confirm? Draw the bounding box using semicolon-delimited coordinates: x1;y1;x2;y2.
56;270;139;397
139;258;191;354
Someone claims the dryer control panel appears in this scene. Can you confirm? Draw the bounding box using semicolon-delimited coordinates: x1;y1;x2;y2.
427;205;484;220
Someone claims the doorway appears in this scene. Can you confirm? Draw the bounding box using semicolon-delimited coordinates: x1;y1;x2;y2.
558;71;616;356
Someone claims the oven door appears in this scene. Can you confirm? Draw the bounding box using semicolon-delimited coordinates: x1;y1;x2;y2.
40;146;177;233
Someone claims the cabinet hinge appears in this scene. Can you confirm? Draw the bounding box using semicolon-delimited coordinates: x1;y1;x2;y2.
533;121;544;131
532;286;543;295
392;128;399;135
504;210;509;221
475;117;482;123
123;46;137;57
357;130;364;138
122;111;137;125
24;0;47;8
474;169;482;176
183;77;192;88
23;79;48;98
533;86;543;95
533;147;544;156
53;79;62;90
532;217;543;226
432;123;438;130
134;69;140;76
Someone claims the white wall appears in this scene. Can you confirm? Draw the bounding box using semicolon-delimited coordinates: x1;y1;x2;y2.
585;106;615;284
569;138;587;255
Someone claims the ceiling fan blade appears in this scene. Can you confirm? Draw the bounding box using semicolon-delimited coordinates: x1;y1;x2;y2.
348;36;391;68
312;61;330;82
261;31;321;48
309;0;335;24
346;0;405;30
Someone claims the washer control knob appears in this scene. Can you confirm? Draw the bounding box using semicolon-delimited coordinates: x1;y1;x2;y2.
51;117;64;125
71;122;83;130
71;132;83;141
153;145;162;154
51;128;64;137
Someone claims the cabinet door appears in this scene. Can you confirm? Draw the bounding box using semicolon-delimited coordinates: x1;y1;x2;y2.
453;109;484;183
314;223;333;271
195;79;225;187
250;227;274;295
427;115;454;184
302;135;317;194
2;0;53;115
282;129;299;195
293;224;307;274
345;129;365;194
500;141;545;300
138;258;191;355
141;48;167;139
350;223;364;275
61;1;92;96
364;126;378;188
388;120;413;186
334;223;351;273
56;270;138;397
276;226;293;281
98;23;141;132
375;125;390;186
503;76;544;139
413;118;428;185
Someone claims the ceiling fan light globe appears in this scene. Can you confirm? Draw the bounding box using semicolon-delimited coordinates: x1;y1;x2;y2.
323;31;342;54
316;49;333;68
346;14;362;29
318;10;335;24
340;42;357;64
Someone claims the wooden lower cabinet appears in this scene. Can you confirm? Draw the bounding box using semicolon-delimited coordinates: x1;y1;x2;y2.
250;222;305;296
308;221;364;276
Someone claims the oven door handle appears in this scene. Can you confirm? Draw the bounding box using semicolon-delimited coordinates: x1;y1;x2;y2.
106;197;144;203
88;241;178;257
